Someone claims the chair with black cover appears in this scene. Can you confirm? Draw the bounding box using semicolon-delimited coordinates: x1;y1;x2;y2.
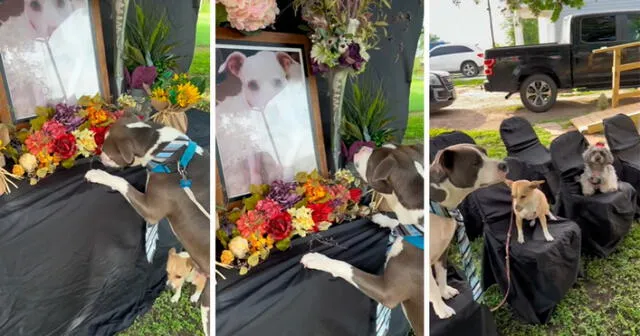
551;131;636;257
603;113;640;216
461;183;581;324
499;116;559;204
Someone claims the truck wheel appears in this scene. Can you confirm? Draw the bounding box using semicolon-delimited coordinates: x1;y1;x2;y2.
519;74;557;113
460;61;479;77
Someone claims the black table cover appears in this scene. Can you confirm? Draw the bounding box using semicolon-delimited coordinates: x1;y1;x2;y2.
0;110;209;335
550;131;636;257
499;116;559;204
461;183;581;324
604;114;640;217
215;218;411;336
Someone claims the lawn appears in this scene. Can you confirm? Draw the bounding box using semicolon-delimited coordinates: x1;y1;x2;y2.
403;111;424;145
409;79;424;113
453;78;485;88
189;1;210;77
430;127;640;335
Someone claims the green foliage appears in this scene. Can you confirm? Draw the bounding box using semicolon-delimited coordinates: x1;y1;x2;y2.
275;238;291;251
503;16;539;46
456;0;584;22
342;79;395;147
429;34;440;43
124;3;181;74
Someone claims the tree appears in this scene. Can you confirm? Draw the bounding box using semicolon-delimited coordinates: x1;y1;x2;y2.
502;11;539;46
453;0;584;21
429;34;440;43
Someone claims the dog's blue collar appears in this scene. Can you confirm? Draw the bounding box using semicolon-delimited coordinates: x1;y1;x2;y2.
146;137;198;189
391;222;424;250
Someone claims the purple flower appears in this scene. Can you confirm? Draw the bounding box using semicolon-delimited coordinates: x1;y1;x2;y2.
339;43;366;71
130;66;157;89
267;180;303;209
311;59;329;75
53;103;84;131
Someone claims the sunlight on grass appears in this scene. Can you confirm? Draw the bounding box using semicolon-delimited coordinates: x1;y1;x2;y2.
409;80;424;113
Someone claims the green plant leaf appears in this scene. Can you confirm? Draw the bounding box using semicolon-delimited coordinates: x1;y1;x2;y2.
239;266;248;275
215;4;228;24
61;157;75;169
216;229;230;249
275;238;291;251
247;253;260;267
35;167;48;178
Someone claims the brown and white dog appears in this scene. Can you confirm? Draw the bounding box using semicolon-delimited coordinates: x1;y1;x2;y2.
166;248;208;304
301;144;425;335
84;117;210;335
430;144;507;318
506;179;555;244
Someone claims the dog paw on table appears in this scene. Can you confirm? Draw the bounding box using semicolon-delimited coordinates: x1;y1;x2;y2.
441;285;459;300
85;169;128;193
301;252;353;283
432;301;456;319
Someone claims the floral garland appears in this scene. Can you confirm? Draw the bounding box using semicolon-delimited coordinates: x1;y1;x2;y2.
2;94;130;185
292;0;391;75
217;169;369;275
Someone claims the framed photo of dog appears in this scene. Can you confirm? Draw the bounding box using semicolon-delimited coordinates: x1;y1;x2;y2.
215;28;327;208
0;0;110;124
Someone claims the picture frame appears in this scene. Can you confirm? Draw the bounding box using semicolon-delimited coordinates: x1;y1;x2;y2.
215;28;327;209
0;0;110;125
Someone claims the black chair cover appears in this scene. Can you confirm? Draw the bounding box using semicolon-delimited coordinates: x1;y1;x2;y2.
604;114;640;217
550;131;636;257
430;266;498;336
499;117;559;204
461;184;581;324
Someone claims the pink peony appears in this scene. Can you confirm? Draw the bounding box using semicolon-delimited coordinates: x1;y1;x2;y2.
42;120;67;139
218;0;279;32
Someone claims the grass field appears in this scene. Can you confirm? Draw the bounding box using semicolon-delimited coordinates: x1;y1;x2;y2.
429;127;640;335
409;79;424;113
453;77;485;88
189;1;210;77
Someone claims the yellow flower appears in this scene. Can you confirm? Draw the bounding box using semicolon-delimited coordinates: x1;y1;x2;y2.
72;129;98;157
304;181;327;202
117;94;137;108
288;207;315;236
12;164;25;177
18;153;38;173
220;250;234;265
173;74;180;81
87;106;109;126
176;83;200;108
151;87;169;102
228;236;249;259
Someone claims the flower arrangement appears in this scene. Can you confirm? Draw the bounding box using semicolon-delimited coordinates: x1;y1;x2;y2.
3;95;124;185
216;0;279;32
292;0;391;75
217;169;368;275
147;72;206;133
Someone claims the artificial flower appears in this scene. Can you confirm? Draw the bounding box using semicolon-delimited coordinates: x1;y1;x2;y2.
308;202;333;232
18;153;38;173
53;103;84;131
52;134;77;160
228;236;250;259
87;106;110;126
219;0;279;32
255;199;282;220
265;212;293;241
91;126;108;155
311;59;330;75
267;180;303;209
288;206;315;236
339;43;367;71
349;188;362;203
36;151;59;169
220;250;235;265
25;130;52;156
72;129;97;157
42;120;67;139
304;181;327;203
176;83;201;108
310;43;337;67
151;87;168;103
12;164;25;177
117;94;137;108
247;232;274;253
335;169;356;186
236;210;266;238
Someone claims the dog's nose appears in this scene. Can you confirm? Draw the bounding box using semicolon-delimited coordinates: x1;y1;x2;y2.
498;162;508;172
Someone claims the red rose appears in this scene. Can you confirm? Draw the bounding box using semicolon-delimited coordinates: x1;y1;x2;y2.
308;202;333;232
52;134;77;160
265;212;293;241
91;126;108;154
349;188;362;203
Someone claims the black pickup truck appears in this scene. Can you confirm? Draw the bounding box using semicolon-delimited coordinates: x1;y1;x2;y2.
484;10;640;112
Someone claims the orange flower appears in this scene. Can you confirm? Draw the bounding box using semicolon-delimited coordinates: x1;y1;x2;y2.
87;106;110;126
304;181;327;203
220;250;234;265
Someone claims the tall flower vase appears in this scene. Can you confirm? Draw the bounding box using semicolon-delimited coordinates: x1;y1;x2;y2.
329;68;349;171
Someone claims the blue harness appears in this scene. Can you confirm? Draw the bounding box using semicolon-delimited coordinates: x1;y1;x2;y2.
390;222;424;250
146;136;198;189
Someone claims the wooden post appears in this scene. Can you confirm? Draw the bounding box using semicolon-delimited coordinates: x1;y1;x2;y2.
593;41;640;108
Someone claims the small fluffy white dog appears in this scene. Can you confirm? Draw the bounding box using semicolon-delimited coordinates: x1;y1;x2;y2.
580;142;618;196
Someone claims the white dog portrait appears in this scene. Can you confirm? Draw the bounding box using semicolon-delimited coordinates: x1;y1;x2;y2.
580;142;618;196
0;0;101;121
215;45;319;200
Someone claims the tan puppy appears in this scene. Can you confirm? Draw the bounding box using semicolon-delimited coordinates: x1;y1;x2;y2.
506;180;555;244
166;248;208;304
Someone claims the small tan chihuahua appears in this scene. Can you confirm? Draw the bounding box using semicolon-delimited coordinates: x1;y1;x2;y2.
166;248;208;304
506;179;556;244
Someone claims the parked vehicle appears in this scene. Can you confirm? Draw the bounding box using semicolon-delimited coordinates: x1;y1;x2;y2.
429;71;456;112
429;44;484;77
484;10;640;113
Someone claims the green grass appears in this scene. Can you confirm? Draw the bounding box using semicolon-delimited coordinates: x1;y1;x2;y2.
453;78;485;88
189;2;210;77
409;79;424;113
403;111;424;144
431;127;640;335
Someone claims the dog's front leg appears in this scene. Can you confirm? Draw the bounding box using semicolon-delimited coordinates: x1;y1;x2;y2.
538;214;554;242
580;174;595;196
434;260;459;299
429;267;455;319
371;213;400;229
85;169;164;224
601;166;619;193
170;285;182;303
515;215;525;244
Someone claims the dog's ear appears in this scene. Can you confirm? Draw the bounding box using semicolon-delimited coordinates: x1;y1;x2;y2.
369;156;396;194
530;180;545;189
276;52;296;76
218;51;246;77
604;149;615;164
117;138;135;165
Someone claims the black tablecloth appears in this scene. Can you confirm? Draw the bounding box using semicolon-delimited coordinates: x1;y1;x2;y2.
216;218;411;336
0;110;209;335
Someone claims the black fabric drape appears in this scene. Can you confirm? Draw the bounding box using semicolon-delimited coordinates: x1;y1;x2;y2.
604;114;640;217
550;131;636;257
461;184;581;324
499;117;559;204
0;110;208;335
216;218;404;336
